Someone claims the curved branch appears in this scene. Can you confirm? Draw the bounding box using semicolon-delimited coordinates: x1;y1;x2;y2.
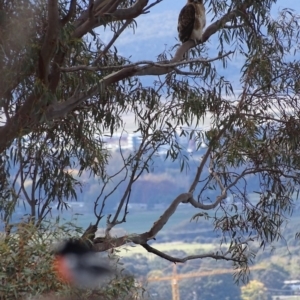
146;193;192;239
73;0;148;38
93;193;192;251
141;243;246;263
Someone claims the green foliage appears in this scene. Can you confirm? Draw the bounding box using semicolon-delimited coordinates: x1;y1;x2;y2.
241;280;269;300
0;219;144;299
0;219;77;299
1;0;300;293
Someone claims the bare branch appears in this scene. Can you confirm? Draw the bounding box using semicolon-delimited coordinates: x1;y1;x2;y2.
60;0;76;25
95;0;122;16
107;115;159;232
38;0;60;83
94;193;192;251
190;163;298;213
19;166;32;208
142;0;163;14
141;243;246;263
92;19;133;66
146;193;192;239
88;0;95;19
209;157;226;191
103;0;148;19
62;51;234;72
73;0;149;38
189;142;216;194
73;0;114;28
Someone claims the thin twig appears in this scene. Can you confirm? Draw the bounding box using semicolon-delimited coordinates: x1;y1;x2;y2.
92;19;133;66
62;51;234;72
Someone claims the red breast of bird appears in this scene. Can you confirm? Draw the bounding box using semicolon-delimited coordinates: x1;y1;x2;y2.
53;240;115;289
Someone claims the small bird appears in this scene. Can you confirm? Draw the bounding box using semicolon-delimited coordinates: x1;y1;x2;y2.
53;239;115;289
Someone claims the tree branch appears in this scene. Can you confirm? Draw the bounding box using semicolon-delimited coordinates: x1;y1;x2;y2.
189;164;297;213
60;0;77;26
95;0;122;16
103;0;148;19
73;0;114;28
141;243;246;263
38;0;60;83
92;19;133;66
73;0;148;38
93;193;192;251
146;193;192;239
0;1;257;154
142;0;163;14
88;0;95;19
62;51;234;72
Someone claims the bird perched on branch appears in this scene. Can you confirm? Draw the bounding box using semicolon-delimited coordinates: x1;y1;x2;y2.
178;0;206;45
53;239;115;289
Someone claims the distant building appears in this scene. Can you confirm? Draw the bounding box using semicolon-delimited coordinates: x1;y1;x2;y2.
50;201;86;212
102;127;209;153
272;296;300;300
283;280;300;292
272;280;300;299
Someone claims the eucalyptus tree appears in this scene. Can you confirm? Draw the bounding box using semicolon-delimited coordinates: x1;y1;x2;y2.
1;0;300;281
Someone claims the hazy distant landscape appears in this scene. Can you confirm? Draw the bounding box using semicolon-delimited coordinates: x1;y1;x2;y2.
10;141;300;299
45;184;300;300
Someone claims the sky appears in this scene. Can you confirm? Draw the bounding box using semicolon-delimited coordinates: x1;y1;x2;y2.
97;0;300;133
4;1;299;132
99;0;300;61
